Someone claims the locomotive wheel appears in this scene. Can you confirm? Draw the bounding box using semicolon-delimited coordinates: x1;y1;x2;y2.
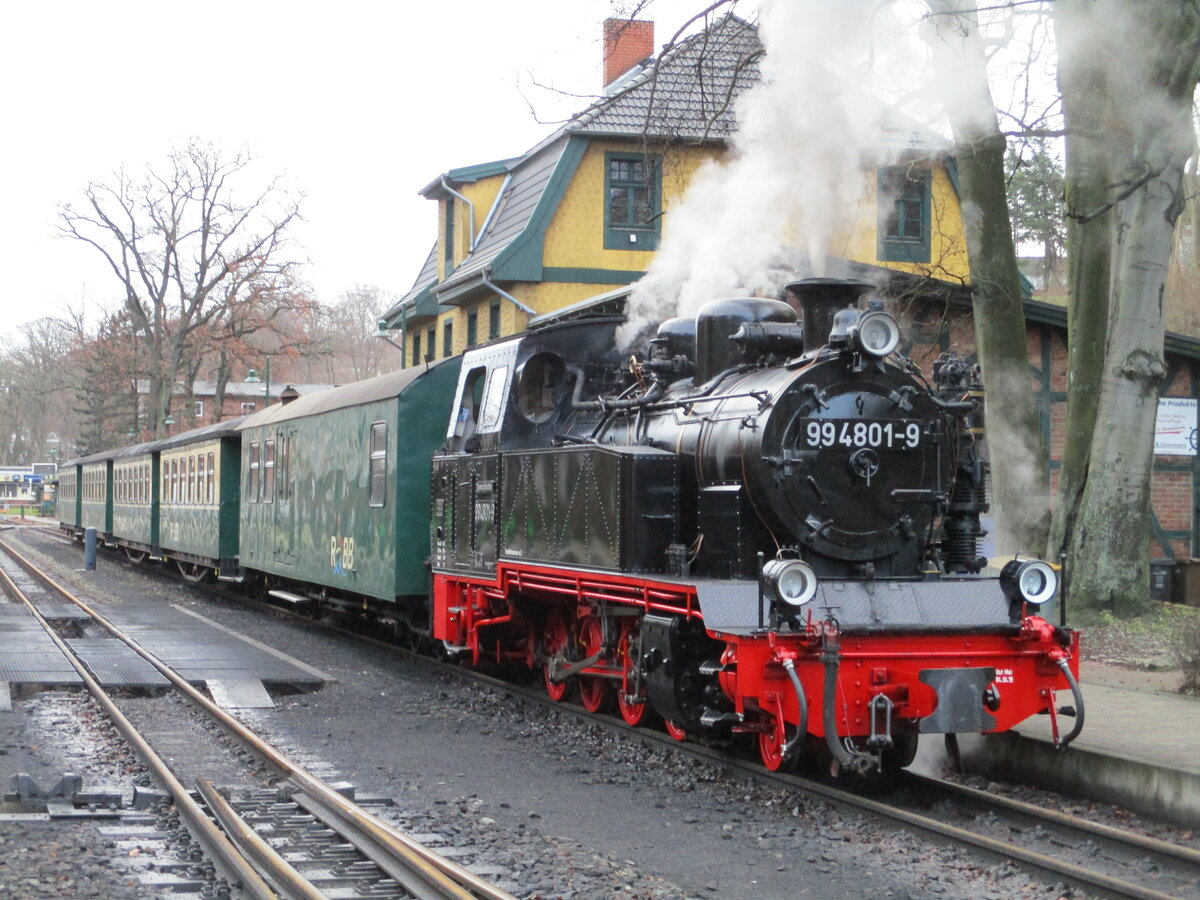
615;625;647;726
577;616;612;714
542;609;574;702
664;720;687;741
758;723;789;771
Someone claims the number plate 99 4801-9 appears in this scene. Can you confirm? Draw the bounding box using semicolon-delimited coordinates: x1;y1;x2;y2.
802;419;922;450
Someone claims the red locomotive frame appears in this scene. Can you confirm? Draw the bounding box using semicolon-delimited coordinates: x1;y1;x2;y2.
434;561;1081;772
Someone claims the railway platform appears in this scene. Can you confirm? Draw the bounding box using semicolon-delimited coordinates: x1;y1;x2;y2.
959;661;1200;828
0;594;329;708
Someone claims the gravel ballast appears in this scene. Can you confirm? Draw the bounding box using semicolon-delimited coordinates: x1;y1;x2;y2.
2;527;1099;898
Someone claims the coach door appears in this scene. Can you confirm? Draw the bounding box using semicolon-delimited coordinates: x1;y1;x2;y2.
273;428;296;565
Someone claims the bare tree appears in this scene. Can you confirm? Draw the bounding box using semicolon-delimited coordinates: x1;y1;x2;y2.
202;267;323;421
324;285;401;382
923;0;1051;555
0;318;81;462
1052;0;1200;614
58;140;304;436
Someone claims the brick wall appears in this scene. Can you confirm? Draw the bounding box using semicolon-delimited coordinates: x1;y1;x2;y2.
603;19;654;88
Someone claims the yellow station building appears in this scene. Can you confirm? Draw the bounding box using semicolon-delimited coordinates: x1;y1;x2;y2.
381;15;972;364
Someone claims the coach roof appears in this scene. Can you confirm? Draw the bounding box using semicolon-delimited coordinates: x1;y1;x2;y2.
237;361;452;429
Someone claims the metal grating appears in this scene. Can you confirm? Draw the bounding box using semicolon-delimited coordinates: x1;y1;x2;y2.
66;639;170;688
105;604;325;687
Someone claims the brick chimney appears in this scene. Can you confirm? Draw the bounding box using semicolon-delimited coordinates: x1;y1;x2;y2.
603;18;654;89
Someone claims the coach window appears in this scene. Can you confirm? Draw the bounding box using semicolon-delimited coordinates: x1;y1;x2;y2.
187;456;195;503
248;442;260;501
207;452;215;504
162;467;169;504
369;422;387;507
264;439;275;503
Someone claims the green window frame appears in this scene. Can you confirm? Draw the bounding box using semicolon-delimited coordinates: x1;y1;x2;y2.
263;439;275;504
467;308;478;348
878;167;931;263
247;442;259;502
443;198;455;274
488;300;501;340
426;326;436;361
412;331;421;368
604;152;661;251
443;320;454;357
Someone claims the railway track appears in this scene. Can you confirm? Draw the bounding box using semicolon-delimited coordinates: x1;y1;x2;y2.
0;537;518;900
471;675;1200;900
14;528;1200;900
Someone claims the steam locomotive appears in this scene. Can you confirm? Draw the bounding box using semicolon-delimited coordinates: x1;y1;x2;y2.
431;278;1083;773
60;277;1083;776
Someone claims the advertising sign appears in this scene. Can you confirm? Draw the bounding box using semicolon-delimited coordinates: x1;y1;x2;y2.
1155;398;1198;456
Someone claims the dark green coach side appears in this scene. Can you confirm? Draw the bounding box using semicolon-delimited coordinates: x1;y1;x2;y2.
56;461;82;536
237;359;461;629
155;418;244;579
110;441;158;559
77;450;115;541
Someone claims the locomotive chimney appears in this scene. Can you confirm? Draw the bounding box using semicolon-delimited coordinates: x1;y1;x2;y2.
603;18;655;90
785;278;874;353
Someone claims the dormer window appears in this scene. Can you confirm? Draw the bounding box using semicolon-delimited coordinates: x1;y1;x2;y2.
878;167;931;263
605;152;660;251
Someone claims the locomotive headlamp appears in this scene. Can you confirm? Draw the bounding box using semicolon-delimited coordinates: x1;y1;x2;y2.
763;559;819;608
855;312;901;358
999;558;1058;606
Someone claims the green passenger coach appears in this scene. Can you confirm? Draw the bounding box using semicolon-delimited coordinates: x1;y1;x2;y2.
110;442;158;561
79;452;114;541
155;418;245;580
56;464;81;535
237;360;461;630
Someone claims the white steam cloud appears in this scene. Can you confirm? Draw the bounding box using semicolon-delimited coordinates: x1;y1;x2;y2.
618;0;928;349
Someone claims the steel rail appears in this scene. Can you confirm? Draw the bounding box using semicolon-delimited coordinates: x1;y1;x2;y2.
17;532;1193;900
154;553;1195;900
214;566;1200;900
290;789;478;899
905;772;1200;870
225;577;1193;900
0;538;515;900
0;554;280;900
454;670;1194;900
196;778;327;900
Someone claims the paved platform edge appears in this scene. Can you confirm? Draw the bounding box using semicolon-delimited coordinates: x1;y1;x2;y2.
959;731;1200;829
170;604;337;683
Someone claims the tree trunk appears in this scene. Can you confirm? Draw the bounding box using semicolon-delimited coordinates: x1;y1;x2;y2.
1047;0;1118;563
925;0;1051;554
1056;0;1200;614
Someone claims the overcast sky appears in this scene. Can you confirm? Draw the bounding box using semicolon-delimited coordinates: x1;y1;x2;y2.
0;0;750;334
